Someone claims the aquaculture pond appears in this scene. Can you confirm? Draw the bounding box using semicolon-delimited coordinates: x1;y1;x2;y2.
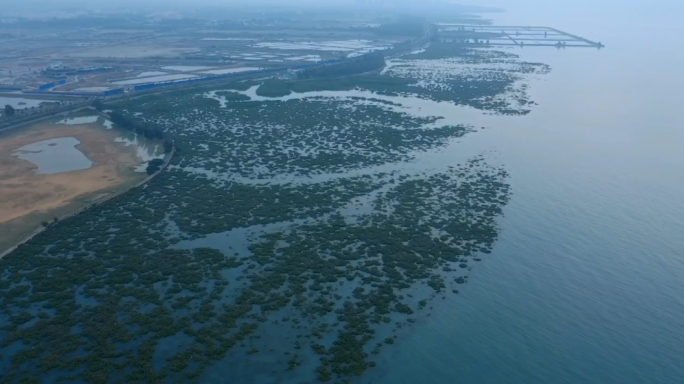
0;45;548;383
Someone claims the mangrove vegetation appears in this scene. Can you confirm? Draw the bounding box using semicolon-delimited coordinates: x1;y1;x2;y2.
0;39;547;383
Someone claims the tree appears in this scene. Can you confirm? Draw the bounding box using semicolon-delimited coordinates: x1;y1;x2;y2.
4;104;15;117
109;111;165;140
92;99;104;111
146;158;165;175
163;139;174;153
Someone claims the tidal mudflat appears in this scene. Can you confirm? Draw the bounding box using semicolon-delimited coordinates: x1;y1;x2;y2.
0;44;549;383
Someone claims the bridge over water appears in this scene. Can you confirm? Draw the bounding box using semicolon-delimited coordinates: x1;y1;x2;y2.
437;25;604;49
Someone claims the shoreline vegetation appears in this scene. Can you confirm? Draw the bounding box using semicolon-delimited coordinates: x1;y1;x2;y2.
254;44;548;114
0;119;173;258
0;29;550;384
0;142;176;260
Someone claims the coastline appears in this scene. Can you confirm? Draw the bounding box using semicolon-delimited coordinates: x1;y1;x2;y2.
0;145;175;259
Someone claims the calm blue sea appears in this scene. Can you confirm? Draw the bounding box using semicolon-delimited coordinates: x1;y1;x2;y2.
377;3;684;384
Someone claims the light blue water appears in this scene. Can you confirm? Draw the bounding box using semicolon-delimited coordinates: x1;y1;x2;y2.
12;137;93;174
378;3;684;384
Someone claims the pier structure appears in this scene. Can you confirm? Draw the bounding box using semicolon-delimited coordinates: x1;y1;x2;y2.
436;25;604;48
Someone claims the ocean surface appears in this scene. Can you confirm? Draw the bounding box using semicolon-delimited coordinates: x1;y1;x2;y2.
377;3;684;384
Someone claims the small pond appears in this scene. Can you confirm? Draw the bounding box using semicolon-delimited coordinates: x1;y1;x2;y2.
0;96;57;110
12;137;93;174
56;116;99;125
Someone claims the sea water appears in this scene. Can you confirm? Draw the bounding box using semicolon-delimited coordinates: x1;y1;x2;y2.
377;2;684;384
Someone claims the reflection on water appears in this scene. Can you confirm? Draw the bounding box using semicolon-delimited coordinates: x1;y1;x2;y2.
12;137;92;174
113;132;165;172
102;119;114;129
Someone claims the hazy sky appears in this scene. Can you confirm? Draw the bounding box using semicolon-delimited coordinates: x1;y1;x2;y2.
5;0;683;20
6;0;681;10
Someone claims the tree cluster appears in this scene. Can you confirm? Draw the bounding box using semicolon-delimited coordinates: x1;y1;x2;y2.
0;47;530;383
92;99;104;112
109;110;166;140
4;104;15;117
145;158;165;175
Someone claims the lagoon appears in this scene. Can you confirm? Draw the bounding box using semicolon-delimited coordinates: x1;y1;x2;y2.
12;137;93;175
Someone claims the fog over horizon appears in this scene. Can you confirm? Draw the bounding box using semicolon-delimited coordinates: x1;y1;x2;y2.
4;0;683;20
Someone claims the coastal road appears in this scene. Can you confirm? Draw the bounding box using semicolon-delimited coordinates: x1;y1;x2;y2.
0;22;431;131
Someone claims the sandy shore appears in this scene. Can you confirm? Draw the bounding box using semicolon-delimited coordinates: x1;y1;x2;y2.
0;122;147;252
